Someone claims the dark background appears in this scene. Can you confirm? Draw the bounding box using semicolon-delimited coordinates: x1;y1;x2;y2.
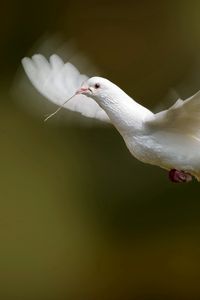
1;1;200;299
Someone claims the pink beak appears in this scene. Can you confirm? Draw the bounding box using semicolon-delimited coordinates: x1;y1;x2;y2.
76;86;89;95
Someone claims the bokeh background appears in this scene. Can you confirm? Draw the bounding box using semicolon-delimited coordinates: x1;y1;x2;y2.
2;1;200;299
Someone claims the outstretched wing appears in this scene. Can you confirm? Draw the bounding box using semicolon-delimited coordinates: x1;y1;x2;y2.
146;90;200;141
21;54;110;122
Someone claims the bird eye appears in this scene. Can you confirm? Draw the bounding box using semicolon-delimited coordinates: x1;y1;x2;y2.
94;83;100;89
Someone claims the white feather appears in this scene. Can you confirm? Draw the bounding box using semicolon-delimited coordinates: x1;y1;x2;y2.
140;91;200;179
21;54;110;122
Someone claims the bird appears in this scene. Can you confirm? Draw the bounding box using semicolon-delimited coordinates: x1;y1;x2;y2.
22;54;200;183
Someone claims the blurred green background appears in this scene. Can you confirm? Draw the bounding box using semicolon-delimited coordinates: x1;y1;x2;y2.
2;1;200;299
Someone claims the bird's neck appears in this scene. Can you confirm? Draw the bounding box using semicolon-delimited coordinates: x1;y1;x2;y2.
93;87;153;137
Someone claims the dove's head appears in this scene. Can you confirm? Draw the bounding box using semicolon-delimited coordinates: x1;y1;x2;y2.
44;77;121;122
76;77;117;102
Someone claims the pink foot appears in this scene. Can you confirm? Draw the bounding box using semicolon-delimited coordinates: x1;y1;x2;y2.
168;169;193;183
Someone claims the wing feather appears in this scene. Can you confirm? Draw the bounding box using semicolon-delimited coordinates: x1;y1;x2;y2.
146;91;200;139
21;54;110;122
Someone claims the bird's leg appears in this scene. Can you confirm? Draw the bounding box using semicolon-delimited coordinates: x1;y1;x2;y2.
168;169;193;183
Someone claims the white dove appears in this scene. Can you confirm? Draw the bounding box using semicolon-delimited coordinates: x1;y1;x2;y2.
22;54;200;183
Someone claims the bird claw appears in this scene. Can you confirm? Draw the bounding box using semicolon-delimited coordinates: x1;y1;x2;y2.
168;169;193;183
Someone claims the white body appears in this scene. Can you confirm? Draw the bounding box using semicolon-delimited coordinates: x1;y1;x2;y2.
89;79;200;180
22;54;200;180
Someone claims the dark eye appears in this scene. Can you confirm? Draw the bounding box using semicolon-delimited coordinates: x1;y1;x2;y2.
94;83;100;89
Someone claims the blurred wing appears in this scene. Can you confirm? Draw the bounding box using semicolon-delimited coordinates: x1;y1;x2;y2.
146;91;200;140
21;54;110;122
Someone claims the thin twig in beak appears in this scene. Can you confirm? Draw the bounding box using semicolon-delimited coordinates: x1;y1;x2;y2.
44;94;76;122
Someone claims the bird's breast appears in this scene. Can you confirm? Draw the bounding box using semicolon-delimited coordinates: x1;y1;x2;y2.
123;134;166;167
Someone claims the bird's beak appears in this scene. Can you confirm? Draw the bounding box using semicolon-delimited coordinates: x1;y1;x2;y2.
76;86;90;95
76;86;92;95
